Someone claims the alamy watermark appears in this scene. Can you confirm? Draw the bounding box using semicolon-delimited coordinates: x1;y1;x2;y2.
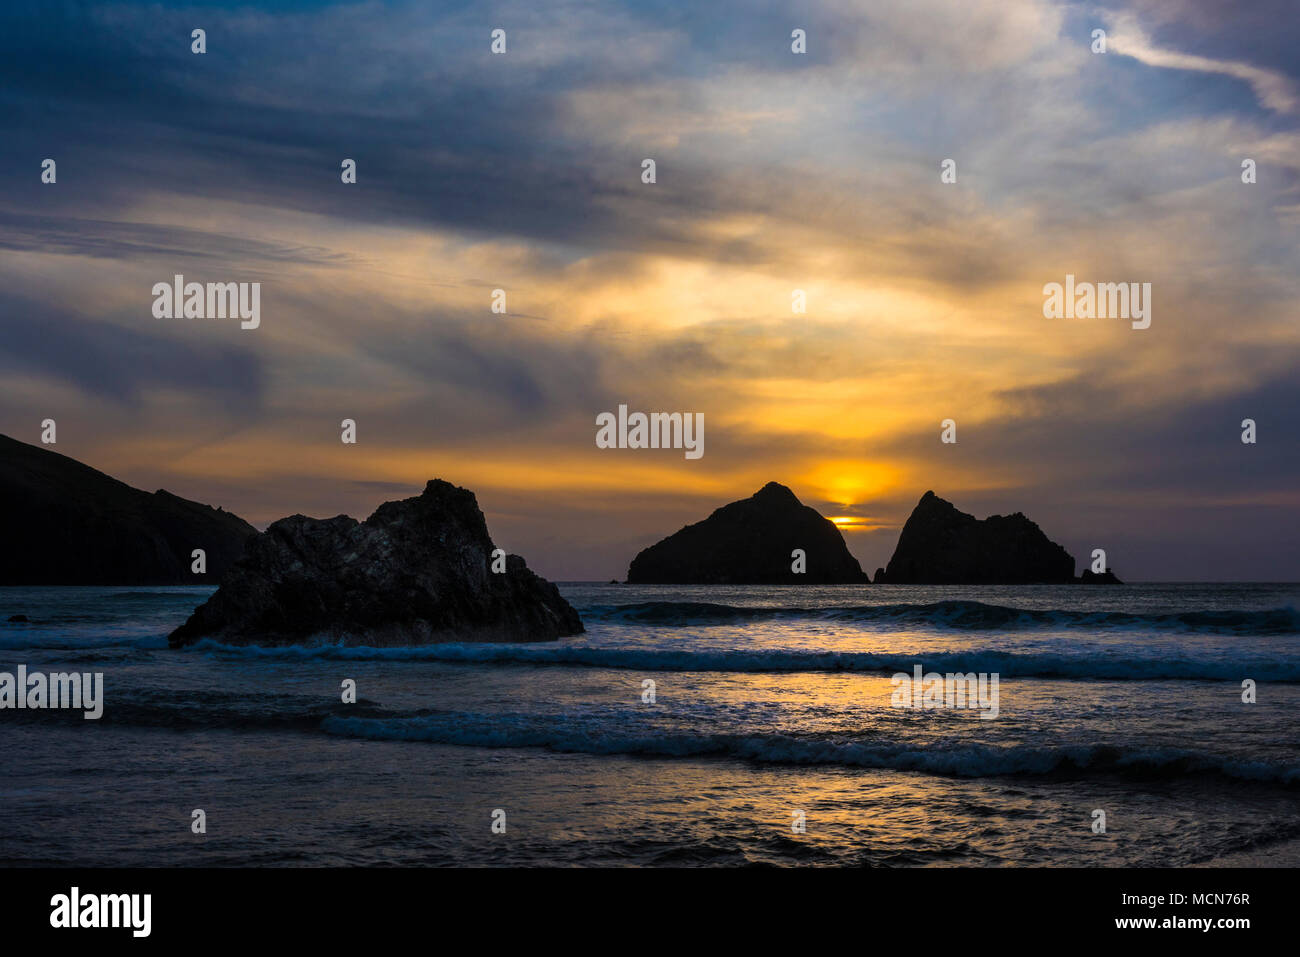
891;664;999;719
0;665;103;719
1042;274;1150;329
152;275;260;329
596;404;704;459
50;887;150;937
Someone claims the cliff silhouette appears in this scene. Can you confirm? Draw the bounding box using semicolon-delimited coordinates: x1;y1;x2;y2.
0;433;256;585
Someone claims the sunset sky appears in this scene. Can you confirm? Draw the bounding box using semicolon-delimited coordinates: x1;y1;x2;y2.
1;0;1298;580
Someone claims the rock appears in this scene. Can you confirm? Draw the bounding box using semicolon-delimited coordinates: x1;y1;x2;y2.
873;567;887;584
0;433;256;585
168;479;583;647
7;614;29;622
880;491;1076;584
626;482;870;584
1079;568;1123;584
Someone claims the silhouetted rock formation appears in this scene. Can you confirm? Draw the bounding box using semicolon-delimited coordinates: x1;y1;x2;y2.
1079;568;1123;584
0;433;256;585
626;482;869;584
876;491;1075;584
169;479;583;647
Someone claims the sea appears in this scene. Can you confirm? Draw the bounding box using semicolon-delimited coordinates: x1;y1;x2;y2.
2;583;1298;867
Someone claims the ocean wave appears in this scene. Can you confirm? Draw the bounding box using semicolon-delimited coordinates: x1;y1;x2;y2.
192;639;1300;681
321;714;1300;785
583;600;1300;634
1;692;389;730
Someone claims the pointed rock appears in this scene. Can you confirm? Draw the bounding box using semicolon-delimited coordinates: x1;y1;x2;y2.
625;483;869;584
881;491;1076;584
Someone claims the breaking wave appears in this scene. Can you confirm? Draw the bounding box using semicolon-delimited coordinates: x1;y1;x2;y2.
321;713;1300;785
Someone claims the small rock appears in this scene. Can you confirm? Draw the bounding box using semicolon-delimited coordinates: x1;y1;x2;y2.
1079;568;1123;584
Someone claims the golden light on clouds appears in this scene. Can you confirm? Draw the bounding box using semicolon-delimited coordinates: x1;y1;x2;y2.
3;0;1298;583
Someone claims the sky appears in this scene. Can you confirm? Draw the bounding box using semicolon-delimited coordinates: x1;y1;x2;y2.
1;0;1298;581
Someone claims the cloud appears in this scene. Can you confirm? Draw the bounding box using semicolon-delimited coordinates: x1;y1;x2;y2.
0;293;264;410
0;211;359;266
0;0;1297;578
1104;10;1299;113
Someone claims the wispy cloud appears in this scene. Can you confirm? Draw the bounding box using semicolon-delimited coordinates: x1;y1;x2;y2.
1104;9;1298;113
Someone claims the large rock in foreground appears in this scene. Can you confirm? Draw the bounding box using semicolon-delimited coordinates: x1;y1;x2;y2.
0;432;256;585
169;480;582;647
877;491;1076;584
626;482;869;584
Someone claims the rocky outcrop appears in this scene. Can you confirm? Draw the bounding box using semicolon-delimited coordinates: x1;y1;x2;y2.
0;433;256;585
168;479;583;647
1079;568;1123;584
875;491;1075;584
626;482;869;584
